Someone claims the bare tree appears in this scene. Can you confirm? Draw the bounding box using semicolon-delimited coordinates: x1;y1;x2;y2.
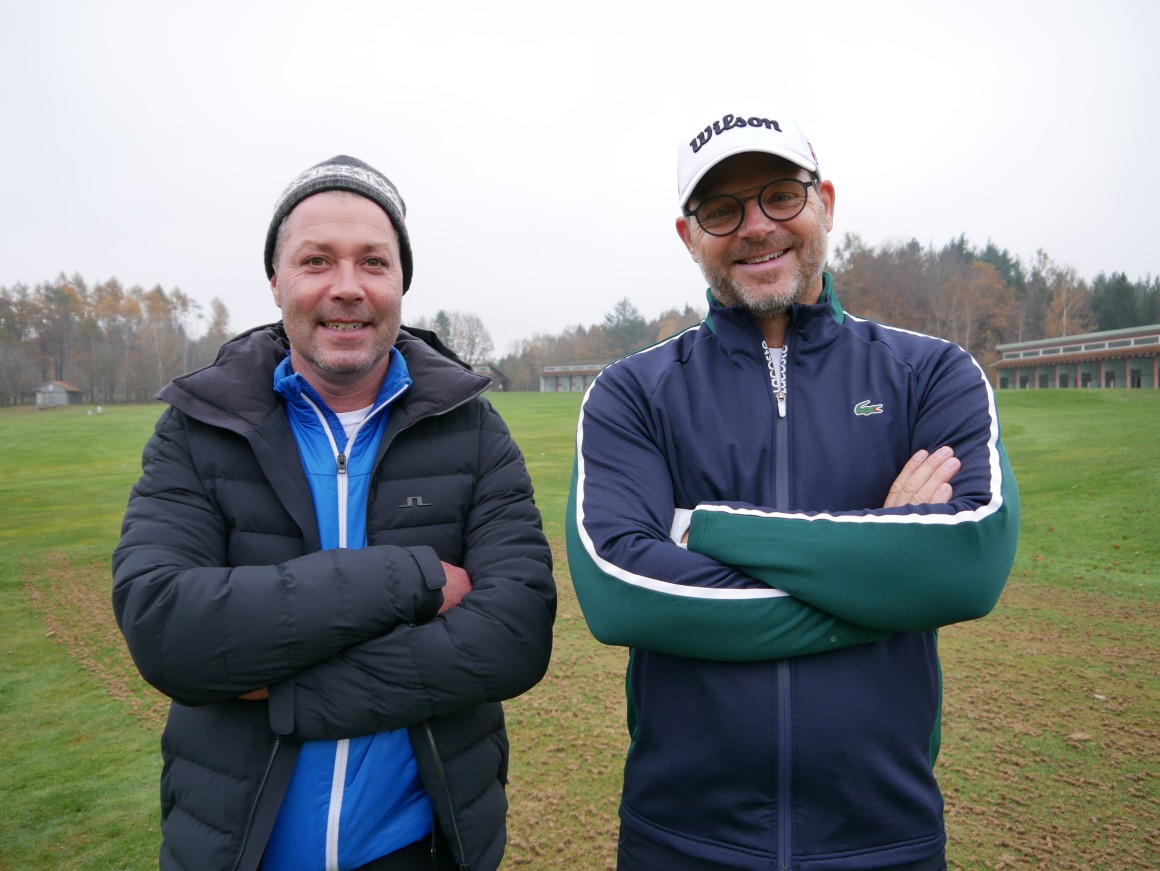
447;311;495;365
410;310;496;366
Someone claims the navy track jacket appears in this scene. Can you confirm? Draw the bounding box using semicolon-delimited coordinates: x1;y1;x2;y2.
567;275;1019;869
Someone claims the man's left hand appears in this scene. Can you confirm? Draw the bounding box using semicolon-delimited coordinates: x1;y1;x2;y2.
884;446;960;507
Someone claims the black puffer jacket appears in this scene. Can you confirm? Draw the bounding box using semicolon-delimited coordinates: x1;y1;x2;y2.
113;324;556;871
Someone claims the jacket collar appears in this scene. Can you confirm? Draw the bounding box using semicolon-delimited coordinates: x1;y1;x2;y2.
703;271;845;342
159;323;489;435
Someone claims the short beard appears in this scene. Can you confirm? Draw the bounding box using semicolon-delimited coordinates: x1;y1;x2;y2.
306;351;388;376
701;228;829;319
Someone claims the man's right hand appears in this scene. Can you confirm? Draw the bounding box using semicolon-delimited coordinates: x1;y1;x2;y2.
438;561;472;614
884;446;960;507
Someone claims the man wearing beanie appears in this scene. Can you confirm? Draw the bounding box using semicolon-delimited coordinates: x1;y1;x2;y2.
114;156;556;871
568;110;1019;869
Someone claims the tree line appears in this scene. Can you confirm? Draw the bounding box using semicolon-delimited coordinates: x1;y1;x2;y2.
830;234;1158;370
3;237;1156;403
477;235;1157;389
0;274;231;407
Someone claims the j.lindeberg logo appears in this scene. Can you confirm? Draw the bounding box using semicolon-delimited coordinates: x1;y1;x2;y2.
689;115;783;154
398;496;432;508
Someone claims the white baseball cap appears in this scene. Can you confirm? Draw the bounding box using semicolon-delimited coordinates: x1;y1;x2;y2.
677;110;820;209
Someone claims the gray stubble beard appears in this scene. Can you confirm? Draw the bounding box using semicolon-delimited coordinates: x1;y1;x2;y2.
701;228;829;319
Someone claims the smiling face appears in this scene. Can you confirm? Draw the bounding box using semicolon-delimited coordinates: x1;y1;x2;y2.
676;152;835;325
270;190;404;410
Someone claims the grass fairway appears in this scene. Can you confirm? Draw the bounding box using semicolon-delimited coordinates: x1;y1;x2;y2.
1;390;1156;869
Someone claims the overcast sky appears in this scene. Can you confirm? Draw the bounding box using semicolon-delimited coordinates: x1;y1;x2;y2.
2;0;1156;354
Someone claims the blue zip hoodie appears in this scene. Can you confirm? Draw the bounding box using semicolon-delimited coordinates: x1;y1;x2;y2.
263;348;433;871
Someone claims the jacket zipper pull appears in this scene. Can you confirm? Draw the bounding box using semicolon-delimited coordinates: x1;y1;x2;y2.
337;453;348;475
762;340;788;418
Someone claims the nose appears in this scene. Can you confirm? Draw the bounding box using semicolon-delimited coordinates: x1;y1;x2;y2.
331;259;365;302
736;195;777;238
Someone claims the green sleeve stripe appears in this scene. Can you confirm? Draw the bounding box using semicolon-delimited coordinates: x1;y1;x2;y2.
688;448;1020;632
567;463;889;661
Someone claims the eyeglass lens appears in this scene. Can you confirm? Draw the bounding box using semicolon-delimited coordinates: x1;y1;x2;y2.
693;179;813;236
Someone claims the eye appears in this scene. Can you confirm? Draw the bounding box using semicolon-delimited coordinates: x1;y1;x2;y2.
304;255;328;267
364;257;388;269
762;182;807;213
698;197;739;226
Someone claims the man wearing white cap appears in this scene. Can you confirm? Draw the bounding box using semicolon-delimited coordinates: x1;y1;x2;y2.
567;111;1020;869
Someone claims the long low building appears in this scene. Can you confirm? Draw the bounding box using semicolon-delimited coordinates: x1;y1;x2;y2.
995;324;1160;389
540;363;606;393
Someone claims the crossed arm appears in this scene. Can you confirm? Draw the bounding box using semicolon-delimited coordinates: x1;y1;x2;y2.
567;439;972;661
114;407;555;739
239;560;473;701
674;445;961;547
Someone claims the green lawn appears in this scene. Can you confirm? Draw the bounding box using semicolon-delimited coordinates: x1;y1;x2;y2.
0;390;1156;869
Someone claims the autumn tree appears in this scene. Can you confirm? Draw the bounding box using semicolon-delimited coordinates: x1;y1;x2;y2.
32;274;86;381
0;283;37;405
1035;253;1093;338
940;261;1014;365
87;278;137;402
137;285;186;392
496;334;558;391
832;233;929;330
655;304;703;341
205;298;232;344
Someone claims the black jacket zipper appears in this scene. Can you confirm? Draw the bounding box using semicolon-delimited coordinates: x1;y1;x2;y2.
232;736;281;871
424;722;471;871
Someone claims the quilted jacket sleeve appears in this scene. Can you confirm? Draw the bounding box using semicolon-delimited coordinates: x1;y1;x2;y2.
266;404;556;741
112;407;447;707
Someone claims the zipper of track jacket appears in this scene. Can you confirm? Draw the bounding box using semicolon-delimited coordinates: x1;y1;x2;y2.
763;338;794;869
762;339;788;419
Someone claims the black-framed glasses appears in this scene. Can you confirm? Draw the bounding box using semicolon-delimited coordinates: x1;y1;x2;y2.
685;178;819;236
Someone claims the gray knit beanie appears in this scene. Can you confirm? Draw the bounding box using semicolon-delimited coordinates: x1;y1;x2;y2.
264;155;413;292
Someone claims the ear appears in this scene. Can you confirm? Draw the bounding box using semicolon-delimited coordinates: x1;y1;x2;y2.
270;274;282;308
817;180;836;232
675;215;700;261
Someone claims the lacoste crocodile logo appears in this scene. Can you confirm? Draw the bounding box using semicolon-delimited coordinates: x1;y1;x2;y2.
398;496;432;508
854;400;884;416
